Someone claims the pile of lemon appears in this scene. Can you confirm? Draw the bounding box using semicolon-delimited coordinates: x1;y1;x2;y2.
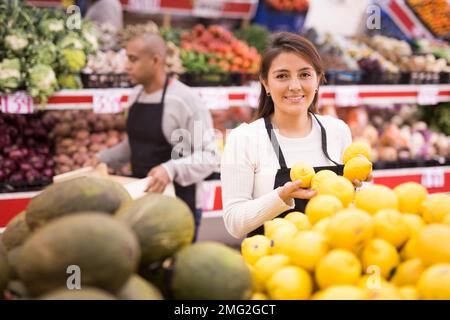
241;142;450;300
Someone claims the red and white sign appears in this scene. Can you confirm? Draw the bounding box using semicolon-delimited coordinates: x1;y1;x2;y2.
1;92;34;114
92;92;123;114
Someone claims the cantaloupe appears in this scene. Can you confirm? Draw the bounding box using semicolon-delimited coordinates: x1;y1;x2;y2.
26;177;131;229
170;242;253;300
0;243;10;296
117;275;163;300
39;287;116;300
116;193;194;266
18;213;140;296
2;211;30;251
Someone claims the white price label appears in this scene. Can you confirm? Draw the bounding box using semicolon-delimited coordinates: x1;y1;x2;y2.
128;0;160;12
1;92;34;114
421;168;445;189
198;88;229;110
417;86;439;105
193;0;223;17
246;82;260;108
335;86;361;107
93;92;123;114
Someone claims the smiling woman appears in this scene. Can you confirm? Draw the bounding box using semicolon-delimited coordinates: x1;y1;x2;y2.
220;32;353;239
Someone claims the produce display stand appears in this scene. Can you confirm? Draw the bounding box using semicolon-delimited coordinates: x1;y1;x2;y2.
1;83;449;245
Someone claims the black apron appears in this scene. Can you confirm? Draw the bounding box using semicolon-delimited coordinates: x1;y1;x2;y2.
247;112;344;237
126;77;196;215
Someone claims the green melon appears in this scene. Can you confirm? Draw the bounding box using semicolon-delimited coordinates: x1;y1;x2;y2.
26;176;132;229
170;242;253;300
116;193;194;266
2;211;30;251
0;243;10;297
39;287;116;300
7;246;22;280
18;213;140;296
117;275;163;300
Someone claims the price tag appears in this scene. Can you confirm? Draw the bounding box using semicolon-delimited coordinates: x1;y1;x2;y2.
421;167;445;189
246;81;260;108
93;92;123;114
193;0;223;18
417;85;439;105
1;92;34;114
197;88;229;110
127;0;160;12
335;86;361;107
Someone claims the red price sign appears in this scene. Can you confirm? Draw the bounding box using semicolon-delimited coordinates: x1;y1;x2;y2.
335;86;361;107
1;92;34;114
417;85;439;105
93;93;123;114
197;88;229;110
127;0;160;12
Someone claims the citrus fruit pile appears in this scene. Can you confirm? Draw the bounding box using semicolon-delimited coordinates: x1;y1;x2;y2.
242;144;450;300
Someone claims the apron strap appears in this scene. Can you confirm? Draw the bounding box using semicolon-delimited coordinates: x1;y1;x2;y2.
160;76;170;105
310;112;341;167
264;116;288;169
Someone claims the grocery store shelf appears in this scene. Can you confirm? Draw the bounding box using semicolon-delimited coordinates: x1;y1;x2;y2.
2;84;449;112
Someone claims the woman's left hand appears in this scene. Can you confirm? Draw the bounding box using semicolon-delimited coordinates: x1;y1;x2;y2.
351;173;373;188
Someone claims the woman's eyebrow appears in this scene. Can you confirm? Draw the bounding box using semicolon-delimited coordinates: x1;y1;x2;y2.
272;67;313;73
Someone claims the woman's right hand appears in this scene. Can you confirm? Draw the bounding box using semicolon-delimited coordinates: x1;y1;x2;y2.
278;180;317;205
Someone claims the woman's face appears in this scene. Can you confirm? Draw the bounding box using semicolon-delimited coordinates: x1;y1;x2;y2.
262;52;320;116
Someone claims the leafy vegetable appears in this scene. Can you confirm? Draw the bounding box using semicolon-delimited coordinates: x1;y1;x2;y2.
0;58;22;92
27;64;58;102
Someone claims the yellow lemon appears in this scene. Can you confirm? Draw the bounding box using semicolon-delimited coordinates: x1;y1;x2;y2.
305;195;343;225
284;231;329;271
342;141;372;164
326;208;374;254
361;238;400;279
312;217;332;237
390;258;425;286
253;254;291;292
421;193;450;224
312;286;369;300
269;226;297;255
354;184;399;215
310;170;337;191
415;224;450;266
393;182;428;215
402;214;425;238
284;211;311;231
367;283;401;300
398;286;419;300
417;263;450;300
373;209;409;248
266;266;312;300
317;176;355;207
315;249;362;289
264;218;297;239
443;214;450;226
343;155;373;182
400;237;419;261
241;235;272;265
250;292;269;300
290;162;315;188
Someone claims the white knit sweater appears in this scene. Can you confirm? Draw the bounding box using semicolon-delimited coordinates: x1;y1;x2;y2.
220;114;352;239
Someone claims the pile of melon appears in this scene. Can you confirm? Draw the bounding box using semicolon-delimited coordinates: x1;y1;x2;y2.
0;176;252;300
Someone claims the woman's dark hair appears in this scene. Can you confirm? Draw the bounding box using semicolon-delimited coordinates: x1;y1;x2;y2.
255;32;325;119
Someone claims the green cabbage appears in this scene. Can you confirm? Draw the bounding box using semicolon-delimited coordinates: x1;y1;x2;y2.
58;73;82;89
27;64;58;100
59;48;86;73
81;22;99;53
0;58;22;92
58;33;85;50
33;41;58;66
39;18;65;39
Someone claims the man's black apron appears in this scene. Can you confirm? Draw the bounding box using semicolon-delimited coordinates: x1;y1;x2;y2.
126;77;196;215
247;112;344;237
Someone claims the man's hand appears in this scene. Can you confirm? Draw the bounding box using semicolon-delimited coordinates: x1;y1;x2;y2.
145;165;171;193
